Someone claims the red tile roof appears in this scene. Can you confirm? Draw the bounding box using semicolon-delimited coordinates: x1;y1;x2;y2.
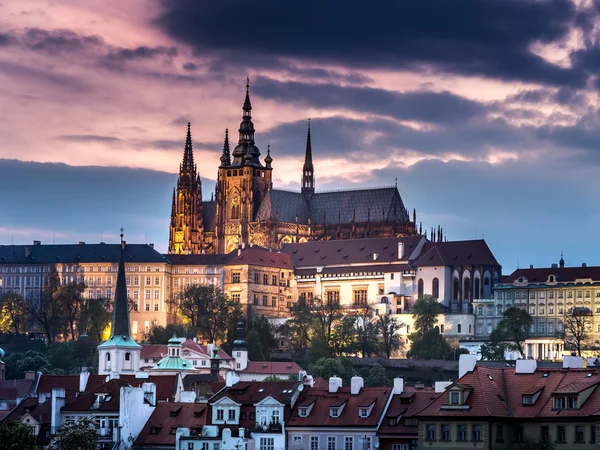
226;246;292;269
134;402;209;447
288;386;392;428
37;375;80;399
0;378;35;400
378;388;438;439
141;341;233;361
2;397;52;446
412;240;499;267
244;361;302;375
502;266;600;284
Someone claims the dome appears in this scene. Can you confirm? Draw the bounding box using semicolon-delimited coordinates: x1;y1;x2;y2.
0;348;4;359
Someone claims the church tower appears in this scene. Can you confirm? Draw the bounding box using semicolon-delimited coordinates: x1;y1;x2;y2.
214;79;273;253
168;123;204;254
301;119;315;200
98;236;141;375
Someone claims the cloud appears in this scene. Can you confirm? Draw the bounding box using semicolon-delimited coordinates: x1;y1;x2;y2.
57;135;123;143
157;0;587;86
103;45;178;64
19;28;104;53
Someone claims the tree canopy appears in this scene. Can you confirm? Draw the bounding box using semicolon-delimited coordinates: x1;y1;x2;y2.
411;295;441;338
0;421;37;450
561;307;593;356
492;306;533;357
407;327;451;360
49;418;98;450
308;357;356;385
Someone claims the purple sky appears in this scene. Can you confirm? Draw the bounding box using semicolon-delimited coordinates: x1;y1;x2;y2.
2;0;600;272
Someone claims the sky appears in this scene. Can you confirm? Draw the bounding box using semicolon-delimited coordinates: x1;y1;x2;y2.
2;0;600;273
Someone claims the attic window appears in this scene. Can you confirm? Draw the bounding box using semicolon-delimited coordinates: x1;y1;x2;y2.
449;391;461;405
522;395;534;405
359;408;369;418
150;427;162;435
169;427;177;435
193;410;203;418
553;395;578;410
298;407;308;417
258;388;265;392
329;407;340;418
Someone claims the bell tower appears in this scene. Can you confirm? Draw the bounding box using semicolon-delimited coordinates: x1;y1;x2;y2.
214;79;273;253
168;123;204;254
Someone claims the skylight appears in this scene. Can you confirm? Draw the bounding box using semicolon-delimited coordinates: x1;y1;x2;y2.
258;388;264;392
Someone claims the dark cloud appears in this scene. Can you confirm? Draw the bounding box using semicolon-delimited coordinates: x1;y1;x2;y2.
20;28;104;53
0;32;15;46
105;45;178;62
57;135;122;144
253;76;487;125
182;62;198;71
157;0;586;87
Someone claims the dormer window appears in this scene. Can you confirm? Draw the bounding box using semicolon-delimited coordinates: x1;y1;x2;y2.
554;395;578;410
359;408;369;418
522;395;534;405
329;408;339;418
298;408;308;417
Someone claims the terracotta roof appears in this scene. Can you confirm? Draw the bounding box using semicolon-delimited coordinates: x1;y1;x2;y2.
501;266;600;284
37;375;80;399
288;386;392;428
0;378;35;400
378;388;438;438
134;402;209;447
282;236;423;267
243;361;302;375
412;240;499;268
142;341;233;360
226;246;292;269
2;396;52;446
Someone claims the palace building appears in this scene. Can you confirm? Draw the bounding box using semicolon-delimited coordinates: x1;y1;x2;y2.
168;79;418;255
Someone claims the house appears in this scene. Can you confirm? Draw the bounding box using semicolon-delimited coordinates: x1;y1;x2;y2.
287;376;393;450
416;356;600;449
141;340;234;372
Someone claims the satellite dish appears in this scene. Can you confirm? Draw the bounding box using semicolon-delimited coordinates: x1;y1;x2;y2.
298;384;304;392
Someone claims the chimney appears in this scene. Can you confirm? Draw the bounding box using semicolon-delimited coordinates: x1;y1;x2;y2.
109;372;120;380
79;367;90;392
582;263;587;267
393;378;404;395
33;240;41;246
142;382;157;405
551;263;558;269
529;265;534;269
515;359;537;374
78;241;85;245
328;376;342;393
135;371;149;379
239;428;245;439
373;253;379;261
458;354;477;379
149;243;154;249
398;242;405;260
350;376;364;395
24;371;35;380
563;356;584;369
38;392;47;404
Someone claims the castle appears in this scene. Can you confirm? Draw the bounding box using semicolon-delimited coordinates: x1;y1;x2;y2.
168;79;418;255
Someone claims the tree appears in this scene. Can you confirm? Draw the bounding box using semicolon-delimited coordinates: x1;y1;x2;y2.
365;364;391;387
493;307;533;357
0;292;28;335
330;316;359;356
79;297;112;342
308;357;356;385
375;314;405;358
247;329;265;361
480;333;507;361
285;299;314;350
263;375;282;382
56;282;86;341
175;285;241;343
408;327;451;360
305;331;334;364
310;297;344;345
0;421;37;450
561;307;593;356
49;417;98;450
3;350;51;379
411;295;441;338
144;323;188;344
27;265;66;343
248;315;277;360
353;308;381;358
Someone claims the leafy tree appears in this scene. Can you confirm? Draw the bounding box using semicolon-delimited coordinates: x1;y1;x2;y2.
222;308;245;354
365;364;391;387
0;293;28;335
175;285;241;343
26;265;66;343
560;307;593;356
330;316;359;355
46;342;76;373
353;308;381;358
375;314;405;358
493;307;533;357
285;299;314;350
305;331;334;364
411;295;441;338
308;357;356;385
248;315;277;360
310;297;344;345
516;438;556;450
56;282;86;341
144;323;189;344
0;421;37;450
79;297;111;342
263;375;282;382
408;327;451;360
446;347;470;361
3;350;51;379
49;417;98;450
247;329;265;361
480;334;507;361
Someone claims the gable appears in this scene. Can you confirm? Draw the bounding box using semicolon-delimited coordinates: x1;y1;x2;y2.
212;396;241;407
255;395;284;407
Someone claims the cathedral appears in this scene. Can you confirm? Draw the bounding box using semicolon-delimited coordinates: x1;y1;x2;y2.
168;80;418;255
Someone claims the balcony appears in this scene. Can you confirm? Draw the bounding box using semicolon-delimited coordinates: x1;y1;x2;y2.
251;422;283;434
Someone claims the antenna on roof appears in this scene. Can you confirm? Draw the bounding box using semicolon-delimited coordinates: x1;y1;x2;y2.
53;232;55;245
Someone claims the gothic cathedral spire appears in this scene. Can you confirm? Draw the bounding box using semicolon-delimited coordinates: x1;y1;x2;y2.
301;118;315;199
168;123;204;254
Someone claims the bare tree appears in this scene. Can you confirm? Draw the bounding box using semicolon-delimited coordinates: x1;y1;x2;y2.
310;297;344;345
27;264;66;343
561;307;593;356
375;314;405;358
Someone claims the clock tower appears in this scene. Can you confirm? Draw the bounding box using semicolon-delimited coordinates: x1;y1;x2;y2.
214;79;273;253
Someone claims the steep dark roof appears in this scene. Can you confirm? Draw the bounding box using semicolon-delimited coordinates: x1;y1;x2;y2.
202;200;217;232
502;266;600;284
255;187;409;225
412;240;499;267
282;236;423;268
0;243;166;264
2;397;52;446
226;246;292;269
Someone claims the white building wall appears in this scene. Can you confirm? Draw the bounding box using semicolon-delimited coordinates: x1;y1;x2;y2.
119;386;155;449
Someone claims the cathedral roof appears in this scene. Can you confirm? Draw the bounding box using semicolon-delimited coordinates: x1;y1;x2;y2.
411;239;499;268
255;186;409;225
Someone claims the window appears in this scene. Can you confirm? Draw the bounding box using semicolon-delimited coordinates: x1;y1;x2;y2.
145;289;150;299
472;424;482;441
216;409;224;420
150;427;161;435
154;303;159;311
449;391;460;405
232;272;240;283
263;274;268;285
310;437;319;450
458;424;467;441
253;295;258;305
541;426;549;443
359;408;369;418
353;289;368;305
327;437;336;450
260;438;274;450
426;424;435;441
228;409;235;421
326;290;340;305
457;324;462;333
145;276;151;285
271;410;280;424
298;408;308;417
272;296;277;307
432;278;439;298
497;305;503;315
262;295;268;306
576;426;585;443
330;407;339;417
591;426;596;444
557;426;566;443
145;304;150;311
417;279;424;298
154;289;160;300
254;273;259;284
441;424;450;441
345;437;353;450
232;293;240;303
272;275;277;285
496;424;503;443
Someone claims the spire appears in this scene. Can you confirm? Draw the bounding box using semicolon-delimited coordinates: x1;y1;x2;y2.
111;231;132;338
220;128;231;166
560;251;565;268
232;78;260;165
182;122;194;172
301;118;315;199
243;76;252;112
264;143;272;167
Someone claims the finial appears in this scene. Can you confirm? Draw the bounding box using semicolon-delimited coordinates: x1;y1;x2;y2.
308;117;311;130
395;177;398;187
119;227;124;242
187;121;191;131
246;76;250;93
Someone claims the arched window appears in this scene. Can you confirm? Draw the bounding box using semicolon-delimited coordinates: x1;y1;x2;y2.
417;279;424;298
432;278;439;299
231;204;240;220
125;352;131;361
469;324;472;333
457;324;462;333
453;278;460;301
484;277;490;286
440;324;444;334
464;277;471;301
474;278;480;299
